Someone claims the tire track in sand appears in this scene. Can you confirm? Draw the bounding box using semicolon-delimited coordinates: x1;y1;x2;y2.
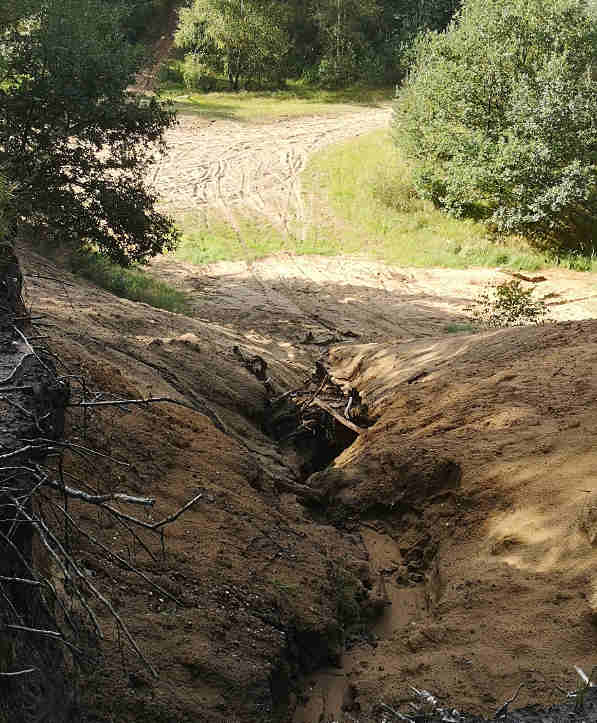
150;105;393;344
150;107;392;237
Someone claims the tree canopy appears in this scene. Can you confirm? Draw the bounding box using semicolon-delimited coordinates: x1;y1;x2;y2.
175;0;461;89
394;0;597;249
0;0;178;265
175;0;290;90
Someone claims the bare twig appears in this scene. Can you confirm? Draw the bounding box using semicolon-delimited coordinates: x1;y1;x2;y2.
5;623;63;640
0;668;37;677
149;492;203;530
103;493;203;531
0;576;41;586
44;479;154;507
22;439;130;468
494;683;524;718
19;502;157;675
52;503;183;607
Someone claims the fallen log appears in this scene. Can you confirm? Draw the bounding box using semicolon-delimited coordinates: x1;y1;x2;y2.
310;398;365;435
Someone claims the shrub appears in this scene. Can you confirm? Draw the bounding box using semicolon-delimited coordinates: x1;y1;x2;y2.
394;0;597;252
469;280;547;328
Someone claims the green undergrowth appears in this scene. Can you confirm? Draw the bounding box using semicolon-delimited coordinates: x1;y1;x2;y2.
158;77;393;122
303;130;597;272
70;249;189;313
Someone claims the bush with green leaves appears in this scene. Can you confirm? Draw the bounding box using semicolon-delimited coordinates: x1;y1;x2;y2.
470;280;547;328
0;0;178;265
394;0;597;252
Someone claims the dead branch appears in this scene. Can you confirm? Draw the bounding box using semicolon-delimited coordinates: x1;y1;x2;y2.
52;503;182;607
0;576;41;586
68;395;204;411
0;445;43;462
43;440;130;468
103;492;203;531
16;500;158;677
149;492;203;530
5;623;63;640
44;479;154;507
494;682;524;718
0;319;207;689
310;398;364;434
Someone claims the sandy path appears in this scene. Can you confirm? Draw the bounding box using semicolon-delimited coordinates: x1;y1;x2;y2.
150;107;391;234
150;105;597;346
153;253;597;346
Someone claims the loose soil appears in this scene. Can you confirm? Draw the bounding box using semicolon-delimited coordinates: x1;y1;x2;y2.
19;242;597;722
14;109;597;722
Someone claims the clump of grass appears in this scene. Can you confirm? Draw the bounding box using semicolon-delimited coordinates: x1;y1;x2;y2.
70;249;189;313
371;162;422;214
444;322;477;334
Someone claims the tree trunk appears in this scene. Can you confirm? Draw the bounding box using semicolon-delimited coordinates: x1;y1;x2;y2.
0;243;73;720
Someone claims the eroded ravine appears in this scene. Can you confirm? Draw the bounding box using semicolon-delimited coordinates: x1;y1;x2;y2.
17;105;597;720
20;240;597;722
145;101;597;713
292;525;430;722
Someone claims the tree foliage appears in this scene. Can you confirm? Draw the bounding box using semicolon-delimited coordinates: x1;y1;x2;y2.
175;0;290;90
175;0;461;90
0;0;178;265
394;0;597;249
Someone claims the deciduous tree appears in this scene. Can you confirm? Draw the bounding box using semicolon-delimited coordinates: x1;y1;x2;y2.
0;0;178;265
176;0;290;90
394;0;597;249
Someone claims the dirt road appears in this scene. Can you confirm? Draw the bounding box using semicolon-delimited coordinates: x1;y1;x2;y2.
150;106;392;233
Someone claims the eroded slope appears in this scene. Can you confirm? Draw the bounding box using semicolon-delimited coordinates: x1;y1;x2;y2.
311;322;597;717
19;245;597;722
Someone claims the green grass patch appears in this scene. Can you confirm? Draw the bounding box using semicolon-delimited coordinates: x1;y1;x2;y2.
158;77;393;123
444;322;477;334
70;249;189;313
302;129;597;271
175;210;341;265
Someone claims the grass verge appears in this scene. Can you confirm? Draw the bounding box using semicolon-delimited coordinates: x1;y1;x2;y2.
70;249;189;313
158;79;393;123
